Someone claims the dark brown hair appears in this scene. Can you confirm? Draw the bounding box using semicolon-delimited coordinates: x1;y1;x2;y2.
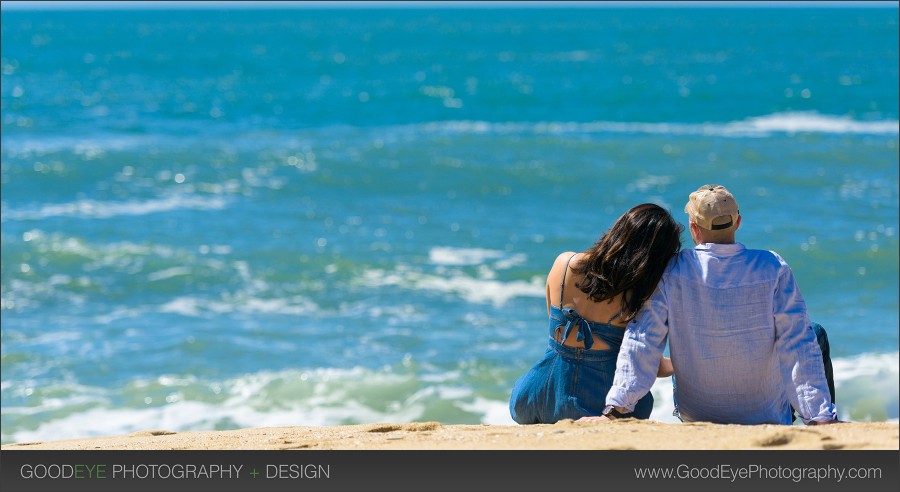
572;203;683;322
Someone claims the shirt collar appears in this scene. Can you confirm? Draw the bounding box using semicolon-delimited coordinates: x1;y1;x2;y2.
694;242;746;255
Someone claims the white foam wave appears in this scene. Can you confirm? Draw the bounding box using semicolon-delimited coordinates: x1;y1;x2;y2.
832;351;899;382
735;112;899;135
3;367;480;444
158;295;318;317
2;194;228;221
20;231;179;259
429;247;504;266
4;352;897;444
360;266;544;307
418;112;899;137
457;397;517;425
5;112;892;164
830;352;899;422
428;246;528;270
1;135;156;156
146;267;194;282
6;402;234;444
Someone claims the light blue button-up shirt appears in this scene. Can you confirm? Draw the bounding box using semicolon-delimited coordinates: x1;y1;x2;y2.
606;242;837;424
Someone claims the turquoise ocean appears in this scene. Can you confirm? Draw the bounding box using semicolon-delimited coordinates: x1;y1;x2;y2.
1;4;898;444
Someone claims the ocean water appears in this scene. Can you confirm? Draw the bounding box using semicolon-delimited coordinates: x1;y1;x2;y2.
1;5;898;444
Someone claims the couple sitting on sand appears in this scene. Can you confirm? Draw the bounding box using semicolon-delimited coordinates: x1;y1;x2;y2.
510;184;839;426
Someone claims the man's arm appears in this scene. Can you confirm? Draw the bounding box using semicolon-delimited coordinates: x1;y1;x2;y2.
772;261;838;424
603;278;670;413
656;357;674;378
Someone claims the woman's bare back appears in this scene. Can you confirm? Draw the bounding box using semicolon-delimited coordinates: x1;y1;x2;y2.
545;252;627;351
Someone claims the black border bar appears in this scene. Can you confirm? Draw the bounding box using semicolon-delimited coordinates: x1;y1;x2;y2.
1;450;898;492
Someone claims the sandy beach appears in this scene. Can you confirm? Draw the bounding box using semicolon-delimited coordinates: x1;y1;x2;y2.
2;420;897;451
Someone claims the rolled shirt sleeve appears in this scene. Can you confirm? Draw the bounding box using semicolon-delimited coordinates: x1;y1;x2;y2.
772;261;837;423
605;279;669;412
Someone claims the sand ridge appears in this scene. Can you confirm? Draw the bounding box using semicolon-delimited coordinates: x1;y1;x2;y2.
2;420;897;451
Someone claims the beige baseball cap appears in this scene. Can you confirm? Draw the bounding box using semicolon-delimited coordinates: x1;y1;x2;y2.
684;184;739;230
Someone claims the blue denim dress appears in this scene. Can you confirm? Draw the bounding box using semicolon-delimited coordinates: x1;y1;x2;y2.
509;255;654;424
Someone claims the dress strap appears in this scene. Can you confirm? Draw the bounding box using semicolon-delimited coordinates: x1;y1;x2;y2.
559;253;578;306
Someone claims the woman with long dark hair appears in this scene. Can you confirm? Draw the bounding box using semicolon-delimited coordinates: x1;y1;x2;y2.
510;203;683;423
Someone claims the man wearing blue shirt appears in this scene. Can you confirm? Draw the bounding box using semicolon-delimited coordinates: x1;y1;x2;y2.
597;184;838;425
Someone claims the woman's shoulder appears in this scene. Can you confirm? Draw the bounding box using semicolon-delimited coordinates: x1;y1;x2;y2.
547;252;578;294
548;251;581;276
552;251;580;267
